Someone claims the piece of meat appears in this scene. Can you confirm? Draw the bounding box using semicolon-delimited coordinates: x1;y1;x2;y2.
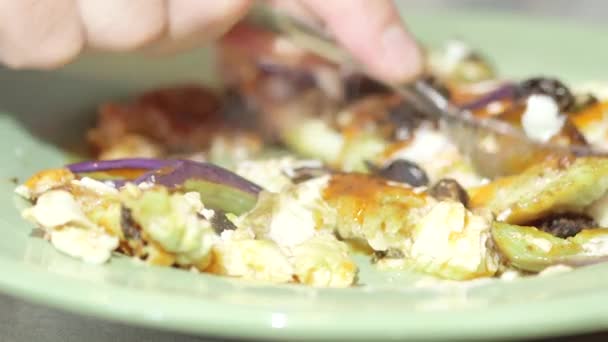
87;85;224;157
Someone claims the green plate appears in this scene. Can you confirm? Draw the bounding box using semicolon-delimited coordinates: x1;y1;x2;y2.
1;9;608;341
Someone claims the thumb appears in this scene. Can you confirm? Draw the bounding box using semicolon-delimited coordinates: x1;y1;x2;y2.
300;0;423;83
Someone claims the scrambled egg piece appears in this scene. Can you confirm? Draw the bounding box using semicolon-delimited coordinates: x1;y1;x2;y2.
291;234;357;287
408;201;498;280
325;174;497;280
227;176;358;287
208;233;294;283
324;173;430;252
21;190;119;264
571;100;608;148
209;230;357;287
50;226;119;264
239;176;337;248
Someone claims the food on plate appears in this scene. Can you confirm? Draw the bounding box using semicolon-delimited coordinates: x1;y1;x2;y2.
16;39;608;287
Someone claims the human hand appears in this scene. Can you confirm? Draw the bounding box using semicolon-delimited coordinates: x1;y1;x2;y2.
0;0;422;82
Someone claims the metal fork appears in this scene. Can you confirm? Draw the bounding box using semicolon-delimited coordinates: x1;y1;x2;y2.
244;4;606;179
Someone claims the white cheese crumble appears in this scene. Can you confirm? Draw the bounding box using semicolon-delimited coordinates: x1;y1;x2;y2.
428;39;473;76
137;181;155;190
21;190;119;264
391;127;455;166
443;40;472;70
521;94;565;143
238;176;335;249
22;190;95;229
527;237;553;253
72;177;118;195
266;176;334;248
386;126;483;187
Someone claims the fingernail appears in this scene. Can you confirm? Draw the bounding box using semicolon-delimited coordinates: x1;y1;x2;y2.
380;25;422;82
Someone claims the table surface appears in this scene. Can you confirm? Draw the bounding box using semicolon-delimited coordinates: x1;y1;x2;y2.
2;1;608;341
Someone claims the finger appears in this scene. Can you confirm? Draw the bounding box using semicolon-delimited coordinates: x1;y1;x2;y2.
300;0;423;83
147;0;251;55
168;0;251;40
265;0;320;28
0;0;83;69
77;0;166;50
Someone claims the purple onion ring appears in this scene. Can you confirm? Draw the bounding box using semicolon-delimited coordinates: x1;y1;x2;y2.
67;158;263;195
460;83;517;111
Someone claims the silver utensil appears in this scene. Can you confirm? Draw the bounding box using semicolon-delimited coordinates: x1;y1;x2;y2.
244;4;606;179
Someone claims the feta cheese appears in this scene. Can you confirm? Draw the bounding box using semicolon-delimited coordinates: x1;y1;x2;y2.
443;40;473;70
527;237;553;253
72;177;118;195
386;126;482;186
408;201;498;280
50;226;118;264
391;127;455;166
428;39;472;76
22;190;95;230
137;182;155;190
267;177;331;247
521;95;565;143
240;176;336;248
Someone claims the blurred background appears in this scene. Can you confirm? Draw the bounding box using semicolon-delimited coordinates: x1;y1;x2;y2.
1;1;607;342
403;0;607;25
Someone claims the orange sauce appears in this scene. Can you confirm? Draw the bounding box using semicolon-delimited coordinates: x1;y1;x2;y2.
84;168;148;180
24;168;74;190
468;176;515;209
323;174;426;226
571;101;608;128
